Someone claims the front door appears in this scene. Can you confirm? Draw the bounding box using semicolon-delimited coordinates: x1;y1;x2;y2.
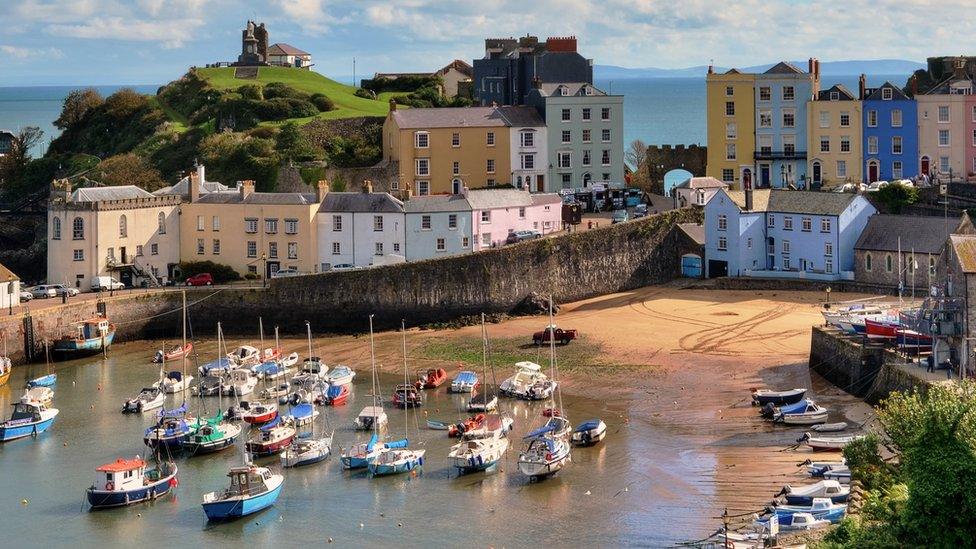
760;165;771;188
812;162;822;186
266;261;280;279
537;174;544;192
742;168;752;190
868;162;879;183
921;156;930;176
120;247;127;264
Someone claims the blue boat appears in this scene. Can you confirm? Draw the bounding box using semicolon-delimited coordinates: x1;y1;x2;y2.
201;465;283;521
27;374;57;388
51;317;115;358
774;498;847;524
285;403;318;428
781;480;850;505
340;435;406;469
368;447;425;476
143;404;193;450
252;361;285;380
450;371;479;393
0;399;59;442
198;357;234;377
86;458;178;509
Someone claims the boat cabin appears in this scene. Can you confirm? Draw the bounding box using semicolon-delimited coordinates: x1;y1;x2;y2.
300;358;324;375
225;369;253;384
228;345;260;365
8;401;44;423
70;318;112;341
514;361;542;373
225;466;273;498
95;458;146;491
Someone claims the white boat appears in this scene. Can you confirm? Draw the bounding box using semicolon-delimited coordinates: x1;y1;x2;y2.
571;419;607;446
368;447;426;476
355;405;387;431
775;401;828;425
260;383;290;400
524;378;557;401
450;371;479;393
806;458;846;476
281;431;333;468
518;435;571;478
227;345;262;368
773;497;848;523
780;479;850;505
798;432;865;452
811;422;849;432
159;371;194;394
449;434;509;474
324;365;356;386
280;352;299;369
462;414;515;439
757;511;830;532
466;391;498;412
221;369;257;396
122;386;165;413
499;361;548;398
291;357;327;386
22;387;54;405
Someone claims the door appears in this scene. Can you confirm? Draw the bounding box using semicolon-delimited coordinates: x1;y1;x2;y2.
921;156;930;176
120;246;127;264
266;261;280;279
812;162;822;186
707;260;728;278
452;179;461;194
760;165;771;188
681;255;703;278
536;174;544;192
742;168;752;190
868;161;879;183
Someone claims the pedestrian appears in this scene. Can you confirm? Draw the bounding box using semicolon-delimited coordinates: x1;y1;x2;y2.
927;354;935;373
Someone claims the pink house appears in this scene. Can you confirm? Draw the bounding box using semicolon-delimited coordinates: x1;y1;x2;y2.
465;189;563;251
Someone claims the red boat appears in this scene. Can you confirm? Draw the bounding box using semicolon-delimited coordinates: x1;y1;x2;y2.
864;318;898;339
240;401;278;424
153;343;193;363
542;408;562;418
244;417;295;457
415;368;448;389
448;413;486;437
316;384;349;406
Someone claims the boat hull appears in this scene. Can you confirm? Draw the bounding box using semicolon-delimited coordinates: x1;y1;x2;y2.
0;415;56;442
368;456;424;476
52;331;116;358
281;448;330;468
87;471;177;509
785;493;849;505
185;435;238;456
202;482;283;521
28;375;57;388
752;389;806;406
518;454;569;478
246;436;295;457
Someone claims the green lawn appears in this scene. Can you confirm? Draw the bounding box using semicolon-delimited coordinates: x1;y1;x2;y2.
195;66;392;121
148;96;189;132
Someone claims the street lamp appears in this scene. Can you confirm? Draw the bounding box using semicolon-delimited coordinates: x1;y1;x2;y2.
261;253;268;289
7;275;13;316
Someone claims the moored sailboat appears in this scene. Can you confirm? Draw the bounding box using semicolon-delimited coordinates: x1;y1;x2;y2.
184;412;242;456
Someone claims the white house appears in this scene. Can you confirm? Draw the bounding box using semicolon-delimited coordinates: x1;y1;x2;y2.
404;194;473;261
0;262;20;311
267;43;312;68
672;176;729;208
704;188;876;280
317;189;405;269
508;115;548;192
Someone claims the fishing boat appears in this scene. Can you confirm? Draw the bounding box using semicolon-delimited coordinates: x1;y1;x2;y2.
284;403;318;427
27;374;57;388
226;345;262;368
143;405;194;449
415;368;447;389
355;405;388;431
319;383;349;406
122;386;165;414
571;419;608;446
325;365;356;386
760;397;815;419
751;388;806;406
221;369;257;397
797;432;865;452
281;433;333;468
517;435;571;479
864;317;899;339
260;383;290;400
153;342;193;363
449;434;509;474
815;465;852;483
773;498;848;524
806;458;846;477
86;457;178;509
184;413;242;456
193;374;223;396
775;401;829;425
778;479;850;505
450;370;479;393
51;316;115;358
392;384;423;408
756;512;830;532
499;361;548;398
240;401;278;424
811;422;849;433
466;391;498;412
524;378;557;401
245;415;296;457
448;413;487;438
22;387;53;405
0;399;59;441
201;464;284;521
291;357;327;385
159;371;194;394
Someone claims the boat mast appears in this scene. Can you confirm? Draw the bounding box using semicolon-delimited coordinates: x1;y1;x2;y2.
181;290;187;406
259;316;264;350
549;294;564;416
402;319;408;440
368;314;378;439
306;321;312;361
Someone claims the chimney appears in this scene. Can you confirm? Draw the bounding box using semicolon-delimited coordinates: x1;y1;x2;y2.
189;172;201;202
815;58;820;82
808;57;814;74
745;186;753;212
859;74;867;100
707;64;713;75
362;179;373;193
954;57;967;79
239;180;255;200
316;179;330;202
910;74;918;96
461;186;470;198
389;98;397;112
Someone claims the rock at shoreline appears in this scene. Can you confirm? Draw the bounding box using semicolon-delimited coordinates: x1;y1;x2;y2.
512;292;560;316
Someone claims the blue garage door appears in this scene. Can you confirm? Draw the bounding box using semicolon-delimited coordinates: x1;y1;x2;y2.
681;254;702;278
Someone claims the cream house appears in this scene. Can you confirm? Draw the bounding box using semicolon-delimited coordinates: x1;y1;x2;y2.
0;262;20;310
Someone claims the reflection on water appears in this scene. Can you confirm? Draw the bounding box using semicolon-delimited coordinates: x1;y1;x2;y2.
0;340;713;547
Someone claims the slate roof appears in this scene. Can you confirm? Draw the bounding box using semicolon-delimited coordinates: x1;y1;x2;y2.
764;61;804;75
154;176;230;196
530;193;563;206
318;192;404;214
855;214;959;254
404;194;472;213
268;43;310;56
466;189;533;210
537;82;607;97
725;189;858;216
817;84;856;101
195;191;318;205
72;186;154;202
0;261;19;282
391;106;542;129
951;235;976;273
675;176;728;190
864;81;910;101
496;106;545;127
678;223;705;245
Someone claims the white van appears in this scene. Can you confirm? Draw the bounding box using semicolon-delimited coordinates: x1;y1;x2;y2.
91;276;125;291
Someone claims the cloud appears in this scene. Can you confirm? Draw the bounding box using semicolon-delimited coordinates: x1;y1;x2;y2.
46;16;206;48
271;0;339;33
1;44;65;60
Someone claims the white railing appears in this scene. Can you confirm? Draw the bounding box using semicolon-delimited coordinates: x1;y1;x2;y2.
741;269;854;282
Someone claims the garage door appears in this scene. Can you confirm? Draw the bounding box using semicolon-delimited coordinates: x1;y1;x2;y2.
681;254;702;278
707;259;728;278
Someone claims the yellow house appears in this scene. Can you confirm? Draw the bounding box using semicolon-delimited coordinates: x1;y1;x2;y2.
383;102;544;195
806;84;863;187
180;175;326;278
705;68;756;190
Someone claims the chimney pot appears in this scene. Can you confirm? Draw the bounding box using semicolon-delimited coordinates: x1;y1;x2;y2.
317;179;330;202
389;98;397;112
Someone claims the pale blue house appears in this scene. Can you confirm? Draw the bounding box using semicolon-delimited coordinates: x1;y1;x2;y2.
704;188;876;280
754;61;820;189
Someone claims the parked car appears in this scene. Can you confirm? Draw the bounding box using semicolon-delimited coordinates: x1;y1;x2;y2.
19;291;33;302
29;285;58;299
633;204;649;219
185;273;214;286
50;284;80;297
506;230;542;244
271;268;302;279
91;276;125;291
532;325;579;345
330;264;356;271
611;210;629;224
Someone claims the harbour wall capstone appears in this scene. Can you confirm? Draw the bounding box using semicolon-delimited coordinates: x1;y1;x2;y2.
716;277;900;297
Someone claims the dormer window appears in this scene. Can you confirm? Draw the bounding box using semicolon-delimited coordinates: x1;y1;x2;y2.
559;86;568;96
829;91;839;101
882;88;893;100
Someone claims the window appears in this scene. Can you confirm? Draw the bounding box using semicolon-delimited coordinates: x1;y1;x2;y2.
830;91;840;101
486;132;495;146
726;143;736;161
782;240;791;253
285;219;298;234
375;242;383;256
836;160;847;178
448;214;457;229
247;241;257;258
939;129;950;147
561;130;571;143
417;181;430;195
268;242;278;259
393;242;401;253
482;233;491;246
783;135;795;155
759;87;771;101
486;159;495;174
451;132;460;147
885;254;893;272
726;123;737;139
487;179;495;187
784;216;793;230
601;107;610;121
602;150;611;166
561;173;571;187
820;137;830;153
245;218;258;233
561;108;571;121
840;112;850;127
521;131;534;147
213;239;220;255
725;101;735;116
717;236;727;250
782;109;795;128
941;156;950;172
331;242;340;255
759;135;772;154
332;215;342;232
373;215;384;232
601;129;611;142
436;238;446;252
882;87;893;100
461;237;469;248
759;110;772;128
865;253;872;271
825;259;833;273
117;215;127;238
421;215;431;230
452;161;459;175
151;243;158;256
891;109;902;127
819;111;829;128
265;218;278;234
521;154;535;169
582;108;591;121
582;129;591;143
725;86;734;96
938;105;950;123
825;242;833;256
722;168;734;183
288;242;297;259
196;215;204;231
867;136;878;155
930;256;936;276
73;249;84;261
481;211;491;223
518;207;526;219
196;238;204;255
801;218;812;232
892;136;903;155
821;218;832;232
747;238;752;249
248;265;257;274
867;110;878;127
415;158;430;176
582;150;591;166
782;86;795;101
72;217;84;240
414;132;429;148
558;151;572;169
893;161;903;179
717;214;727;231
158;212;166;234
768;215;775;228
973;105;976;122
52;217;61;240
840;136;850;153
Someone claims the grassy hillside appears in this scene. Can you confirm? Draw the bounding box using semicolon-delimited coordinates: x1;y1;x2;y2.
195;67;391;122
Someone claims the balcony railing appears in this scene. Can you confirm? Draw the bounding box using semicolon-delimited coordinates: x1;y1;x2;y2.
754;150;807;160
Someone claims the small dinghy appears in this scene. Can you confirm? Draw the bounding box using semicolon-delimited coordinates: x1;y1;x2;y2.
245;415;296;457
805;458;846;477
392;384;423;408
201;464;283;521
797;432;865;452
775;401;828;425
466;391;498;412
427;419;450;430
122;386;165;414
571;419;607;446
760;398;814;419
0;399;59;441
227;345;262;368
153;343;192;364
192;374;223;396
252;361;288;381
772;497;848;524
811;422;849;433
756;511;830;532
354;405;388;431
281;433;333;468
324;365;356;386
751;387;806;406
279;352;299;369
542;408;562;418
27;374;57;388
778;479;850;505
260;383;290;400
86;457;178;509
22;387;54;406
285;403;319;428
319;384;349;406
159;371;194;394
450;371;479;393
240;401;278;425
415;368;447;389
340;435;406;469
448;413;487;438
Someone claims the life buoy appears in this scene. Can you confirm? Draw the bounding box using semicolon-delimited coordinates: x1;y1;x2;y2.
105;481;114;491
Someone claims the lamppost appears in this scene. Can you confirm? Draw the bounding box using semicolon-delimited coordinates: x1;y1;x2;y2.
261;253;267;289
7;275;13;316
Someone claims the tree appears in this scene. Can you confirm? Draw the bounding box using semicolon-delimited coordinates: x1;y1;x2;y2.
54;88;104;130
94;153;166;191
625;139;651;191
0;126;44;193
874;181;919;213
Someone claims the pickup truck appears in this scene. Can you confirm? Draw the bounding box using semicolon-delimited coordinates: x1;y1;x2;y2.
532;326;578;345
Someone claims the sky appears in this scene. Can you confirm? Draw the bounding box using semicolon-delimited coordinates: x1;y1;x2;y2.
0;0;963;87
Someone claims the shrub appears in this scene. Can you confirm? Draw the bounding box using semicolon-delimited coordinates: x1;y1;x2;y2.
874;181;919;214
237;84;263;101
354;88;376;99
263;81;306;100
178;261;241;283
309;93;335;112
